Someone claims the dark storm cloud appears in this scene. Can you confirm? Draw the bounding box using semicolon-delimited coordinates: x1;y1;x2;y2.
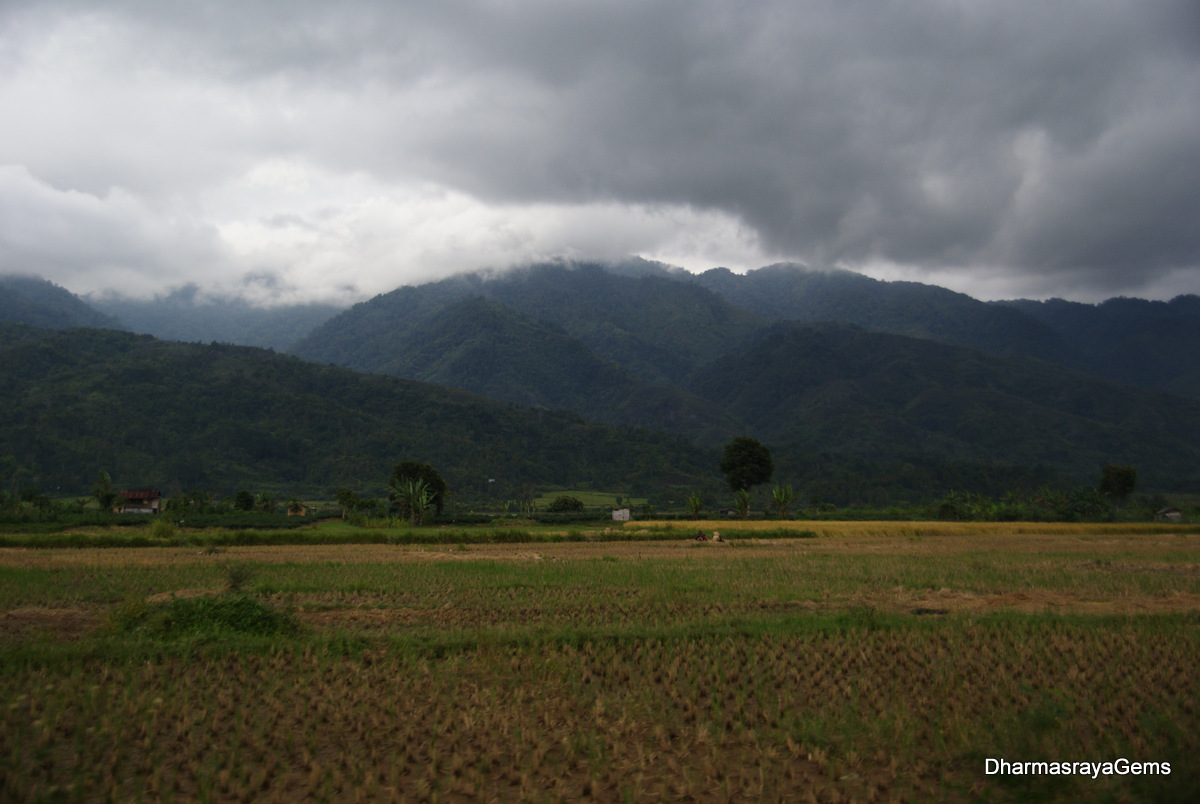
394;0;1198;295
1;0;1197;301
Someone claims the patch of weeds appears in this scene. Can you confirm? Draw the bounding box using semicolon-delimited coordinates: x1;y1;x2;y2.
150;518;177;540
111;594;302;639
223;562;255;592
107;596;151;631
836;606;885;632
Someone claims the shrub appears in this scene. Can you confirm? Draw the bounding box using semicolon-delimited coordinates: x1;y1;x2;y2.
111;594;301;638
224;562;255;592
150;518;177;540
546;495;585;513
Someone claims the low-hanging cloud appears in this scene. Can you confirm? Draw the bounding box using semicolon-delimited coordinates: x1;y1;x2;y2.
1;0;1197;304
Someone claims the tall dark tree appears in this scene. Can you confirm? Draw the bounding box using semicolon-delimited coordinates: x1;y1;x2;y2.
1098;464;1137;502
388;461;447;515
719;437;774;492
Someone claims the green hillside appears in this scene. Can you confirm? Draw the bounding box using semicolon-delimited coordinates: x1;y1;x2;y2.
0;324;718;498
687;323;1200;489
692;263;1200;401
285;262;1200;494
340;295;739;442
0;275;123;330
692;263;1070;362
291;261;765;385
999;295;1200;399
372;295;635;410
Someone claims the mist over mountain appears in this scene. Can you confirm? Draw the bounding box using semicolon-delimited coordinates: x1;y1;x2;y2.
90;286;343;351
0;275;123;331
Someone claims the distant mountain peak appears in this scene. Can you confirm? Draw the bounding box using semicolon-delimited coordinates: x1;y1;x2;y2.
0;274;124;330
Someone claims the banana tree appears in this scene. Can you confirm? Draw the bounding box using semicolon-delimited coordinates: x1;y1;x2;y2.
392;477;433;525
770;484;795;519
734;488;751;519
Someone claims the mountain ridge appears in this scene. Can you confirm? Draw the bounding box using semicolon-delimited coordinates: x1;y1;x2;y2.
0;323;718;498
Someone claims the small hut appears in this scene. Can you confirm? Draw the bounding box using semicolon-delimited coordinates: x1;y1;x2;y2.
119;489;161;514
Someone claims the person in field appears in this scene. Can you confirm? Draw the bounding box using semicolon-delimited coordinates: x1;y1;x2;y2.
695;530;707;541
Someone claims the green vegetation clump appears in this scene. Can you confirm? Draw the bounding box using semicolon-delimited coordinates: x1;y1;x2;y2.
150;518;176;540
111;594;301;639
545;494;585;513
720;436;774;493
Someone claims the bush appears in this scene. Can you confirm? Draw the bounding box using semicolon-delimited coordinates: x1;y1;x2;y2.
111;594;301;638
150;518;176;540
546;495;585;513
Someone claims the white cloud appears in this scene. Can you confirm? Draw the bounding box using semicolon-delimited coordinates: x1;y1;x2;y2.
0;164;226;296
1;0;1198;304
207;159;775;304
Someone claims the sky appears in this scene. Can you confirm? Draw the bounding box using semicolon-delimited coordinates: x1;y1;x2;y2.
1;0;1198;306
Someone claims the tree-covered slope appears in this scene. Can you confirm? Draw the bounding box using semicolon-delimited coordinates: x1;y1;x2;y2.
997;295;1200;399
362;296;739;441
0;325;718;497
291;261;766;385
692;263;1070;362
686;323;1200;489
0;275;123;330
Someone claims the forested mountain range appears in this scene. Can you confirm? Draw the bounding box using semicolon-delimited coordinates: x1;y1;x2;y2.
997;296;1200;399
692;264;1070;363
0;323;717;499
356;295;739;442
5;262;1200;500
292;261;764;386
287;261;1200;488
687;323;1200;489
8;264;1197;402
692;264;1200;396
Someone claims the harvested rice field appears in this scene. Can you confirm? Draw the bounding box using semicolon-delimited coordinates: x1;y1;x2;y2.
2;525;1197;802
